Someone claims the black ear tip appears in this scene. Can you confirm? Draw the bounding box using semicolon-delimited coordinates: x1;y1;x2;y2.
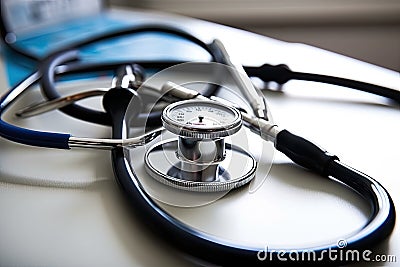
102;88;142;116
103;88;143;137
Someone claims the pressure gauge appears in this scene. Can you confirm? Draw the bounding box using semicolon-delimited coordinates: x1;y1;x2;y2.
145;99;256;192
162;100;242;139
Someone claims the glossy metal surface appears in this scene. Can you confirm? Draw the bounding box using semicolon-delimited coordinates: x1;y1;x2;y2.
68;127;163;149
240;112;280;144
177;137;225;164
212;39;269;120
111;65;143;89
15;89;107;118
161;99;242;139
144;139;257;192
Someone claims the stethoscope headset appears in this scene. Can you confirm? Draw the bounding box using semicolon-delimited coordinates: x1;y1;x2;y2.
0;19;398;266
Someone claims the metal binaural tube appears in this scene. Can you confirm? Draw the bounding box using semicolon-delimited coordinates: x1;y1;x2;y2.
211;39;269;120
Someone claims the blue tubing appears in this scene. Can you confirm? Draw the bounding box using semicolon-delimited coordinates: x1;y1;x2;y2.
0;72;71;149
0;119;71;149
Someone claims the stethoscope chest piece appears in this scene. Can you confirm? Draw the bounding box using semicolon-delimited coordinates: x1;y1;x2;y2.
144;100;257;192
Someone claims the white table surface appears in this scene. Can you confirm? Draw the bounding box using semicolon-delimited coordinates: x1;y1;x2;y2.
0;8;399;267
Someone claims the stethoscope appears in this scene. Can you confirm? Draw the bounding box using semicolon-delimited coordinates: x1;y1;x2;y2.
0;23;398;266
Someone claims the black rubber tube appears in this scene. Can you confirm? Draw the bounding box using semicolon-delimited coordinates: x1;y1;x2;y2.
292;72;400;103
39;25;225;127
40;51;112;125
245;64;400;103
40;50;166;127
275;129;396;253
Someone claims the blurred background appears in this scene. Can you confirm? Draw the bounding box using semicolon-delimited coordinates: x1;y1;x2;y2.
109;0;400;71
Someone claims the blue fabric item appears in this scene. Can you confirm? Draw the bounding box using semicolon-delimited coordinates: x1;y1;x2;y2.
2;12;210;86
0;119;71;149
2;13;133;86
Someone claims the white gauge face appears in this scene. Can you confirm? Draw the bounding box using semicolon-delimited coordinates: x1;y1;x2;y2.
162;100;242;139
168;101;237;129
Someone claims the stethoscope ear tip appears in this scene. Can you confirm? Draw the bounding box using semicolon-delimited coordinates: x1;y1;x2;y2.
102;88;143;123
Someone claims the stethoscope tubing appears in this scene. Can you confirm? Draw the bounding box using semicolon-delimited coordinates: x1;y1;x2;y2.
106;86;395;265
112;151;396;266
